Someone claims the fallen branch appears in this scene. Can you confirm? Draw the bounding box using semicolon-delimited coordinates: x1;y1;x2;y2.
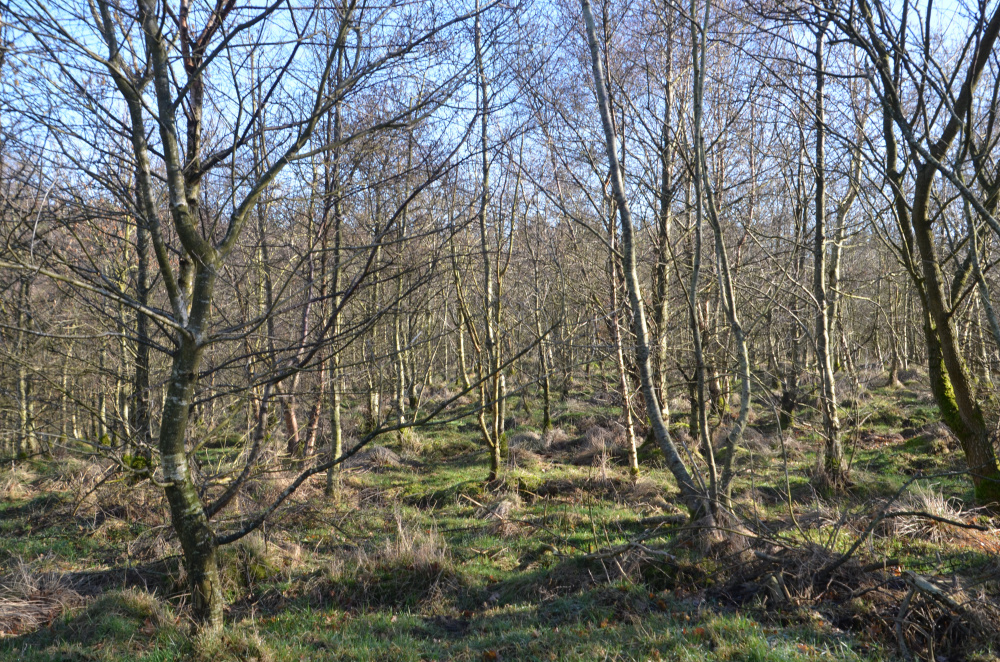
901;571;964;613
584;539;679;563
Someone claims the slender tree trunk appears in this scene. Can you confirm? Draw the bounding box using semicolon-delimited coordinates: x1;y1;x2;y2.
325;64;345;492
688;0;720;508
455;309;470;390
651;9;675;422
15;277;35;456
608;229;639;475
97;339;108;443
131;218;152;463
475;1;503;481
581;0;704;516
812;22;844;483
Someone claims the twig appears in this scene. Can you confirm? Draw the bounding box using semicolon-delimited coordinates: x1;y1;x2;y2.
861;558;901;572
583;539;679;563
884;510;989;532
896;585;915;662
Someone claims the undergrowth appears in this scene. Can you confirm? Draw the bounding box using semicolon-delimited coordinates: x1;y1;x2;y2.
0;372;997;661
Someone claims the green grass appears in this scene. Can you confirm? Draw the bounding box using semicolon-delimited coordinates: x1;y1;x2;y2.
0;375;995;661
8;588;883;661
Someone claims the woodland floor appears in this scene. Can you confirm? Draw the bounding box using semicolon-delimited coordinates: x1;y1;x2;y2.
0;369;998;661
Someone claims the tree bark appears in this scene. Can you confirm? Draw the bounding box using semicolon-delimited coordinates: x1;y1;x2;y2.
581;0;703;515
812;22;845;483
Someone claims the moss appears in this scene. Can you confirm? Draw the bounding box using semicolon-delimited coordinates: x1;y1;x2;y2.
902;434;949;455
870;406;904;427
2;377;988;661
973;475;1000;505
926;354;1000;504
933;368;968;442
408;479;484;508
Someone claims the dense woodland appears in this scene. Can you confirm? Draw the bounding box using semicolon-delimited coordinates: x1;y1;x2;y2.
1;0;1000;658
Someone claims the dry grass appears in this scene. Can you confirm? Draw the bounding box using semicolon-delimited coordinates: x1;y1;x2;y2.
420;385;458;406
507;431;547;470
221;532;303;591
317;507;455;612
508;430;543;451
795;502;842;530
125;527;178;566
191;629;275;662
244;474;292;508
0;559;82;637
573;424;627;466
397;428;423;455
37;457;101;496
383;508;448;568
477;493;523;537
96;479;165;524
341;445;402;470
561;398;588;414
588;389;620;406
738;427;772;455
628;477;663;504
891;484;996;551
326;507;449;579
506;445;543;470
3;373;995;661
895;484;964;539
0;465;37;501
543;427;570;446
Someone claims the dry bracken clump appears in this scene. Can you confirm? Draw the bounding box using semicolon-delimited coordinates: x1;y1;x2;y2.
0;465;37;501
893;484;981;544
543;427;570;446
478;493;523;537
506;445;543;470
382;507;449;570
508;430;543;451
629;477;660;502
0;558;82;636
340;444;402;470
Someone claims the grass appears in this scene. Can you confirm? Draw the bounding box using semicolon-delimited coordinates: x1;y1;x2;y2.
6;588;881;661
0;370;997;660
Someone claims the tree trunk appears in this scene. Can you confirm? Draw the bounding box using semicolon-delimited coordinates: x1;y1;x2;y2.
812;22;845;484
581;0;704;516
863;0;1000;502
912;188;1000;503
160;319;223;628
651;16;675;422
